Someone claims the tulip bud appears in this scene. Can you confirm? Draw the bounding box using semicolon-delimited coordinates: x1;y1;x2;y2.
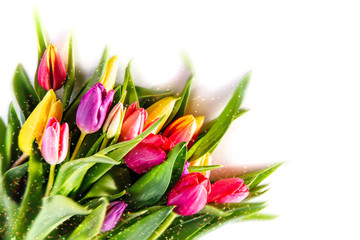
18;90;59;155
76;83;114;134
163;115;204;146
38;100;63;146
100;55;118;92
103;102;123;139
124;134;169;174
182;161;190;176
101;201;127;232
145;97;178;134
188;116;204;148
167;172;210;216
120;103;148;141
190;153;212;178
41;118;69;165
207;178;249;203
38;44;67;91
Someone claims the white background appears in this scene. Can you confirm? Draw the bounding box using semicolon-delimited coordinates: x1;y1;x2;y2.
1;0;360;239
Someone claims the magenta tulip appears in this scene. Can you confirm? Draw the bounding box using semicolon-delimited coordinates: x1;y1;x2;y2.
207;178;249;203
38;44;67;91
167;172;210;216
101;201;127;232
124;133;173;174
120;102;148;141
41;117;69;165
182;161;190;176
76;83;114;134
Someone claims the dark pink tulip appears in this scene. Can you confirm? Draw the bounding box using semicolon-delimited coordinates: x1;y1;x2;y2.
124;134;169;174
38;44;67;91
182;161;190;176
120;102;148;141
41;118;69;165
101;201;127;232
167;172;210;216
207;178;249;203
76;83;114;134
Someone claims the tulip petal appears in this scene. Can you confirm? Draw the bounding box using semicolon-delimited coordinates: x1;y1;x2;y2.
95;90;114;131
41;122;60;165
50;45;67;91
100;55;118;92
58;123;69;164
123;101;137;121
101;201;127;232
207;178;246;203
38;48;51;91
120;108;147;141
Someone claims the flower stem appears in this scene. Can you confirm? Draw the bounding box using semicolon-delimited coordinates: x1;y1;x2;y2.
45;164;56;197
11;153;29;168
99;137;110;151
70;132;87;161
148;211;178;240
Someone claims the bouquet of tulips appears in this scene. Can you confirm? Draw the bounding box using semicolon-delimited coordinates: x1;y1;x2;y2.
0;13;281;240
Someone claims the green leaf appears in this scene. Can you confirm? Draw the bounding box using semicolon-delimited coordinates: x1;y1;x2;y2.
78;117;164;194
166;75;193;126
63;33;76;108
190;72;251;161
200;205;232;217
242;213;278;221
188;165;223;173
34;10;48;100
240;162;283;190
25;195;90;240
166;143;187;193
14;141;44;239
76;131;103;159
2;163;28;199
111;206;174;240
136;86;172;98
68;198;108;240
86;133;106;157
123;61;139;107
12;64;39;119
4;103;22;169
50;155;119;196
0;118;7;175
63;47;109;129
126;143;187;209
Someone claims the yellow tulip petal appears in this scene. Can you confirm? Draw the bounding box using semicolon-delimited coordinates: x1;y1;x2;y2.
190;153;212;177
38;100;63;145
18;90;56;155
100;55;118;92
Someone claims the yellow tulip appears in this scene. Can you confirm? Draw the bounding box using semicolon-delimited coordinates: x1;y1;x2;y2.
145;96;179;134
18;90;63;155
190;152;212;177
100;55;118;92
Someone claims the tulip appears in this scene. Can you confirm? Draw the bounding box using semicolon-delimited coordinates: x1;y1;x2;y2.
163;115;204;146
101;201;127;232
41;118;69;165
190;153;212;178
182;161;190;176
38;44;67;91
167;172;210;216
124;133;171;174
103;102;124;139
145;97;178;134
18;90;62;156
207;178;249;203
76;83;114;134
100;55;118;92
188;116;204;148
120;102;148;141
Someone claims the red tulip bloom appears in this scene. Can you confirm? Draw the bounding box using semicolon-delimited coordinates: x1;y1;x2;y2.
207;178;249;203
120;102;148;141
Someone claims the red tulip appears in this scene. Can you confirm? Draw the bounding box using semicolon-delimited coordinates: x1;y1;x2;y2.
167;172;210;216
207;178;249;203
120;102;148;141
38;44;67;91
41;117;69;165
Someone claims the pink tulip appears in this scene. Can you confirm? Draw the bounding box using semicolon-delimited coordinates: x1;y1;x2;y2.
124;134;172;174
120;102;148;141
41;117;69;165
182;161;190;176
207;178;249;203
38;44;67;91
167;172;210;216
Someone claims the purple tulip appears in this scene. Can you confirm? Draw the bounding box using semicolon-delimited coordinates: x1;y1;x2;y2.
207;178;249;203
76;83;114;134
101;201;127;232
182;161;190;176
167;172;211;216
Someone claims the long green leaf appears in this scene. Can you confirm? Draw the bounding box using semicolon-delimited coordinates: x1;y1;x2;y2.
136;86;172;98
12;64;39;119
25;195;90;240
190;72;251;161
0;118;7;175
112;206;174;240
4;103;21;170
63;47;109;129
63;33;76;108
126;143;186;209
68;198;108;240
188;165;223;173
123;61;139;107
2;163;28;199
50;155;118;196
14;141;44;238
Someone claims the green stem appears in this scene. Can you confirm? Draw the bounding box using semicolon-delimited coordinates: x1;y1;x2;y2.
99;137;110;151
70;132;87;161
148;211;178;240
45;164;56;197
